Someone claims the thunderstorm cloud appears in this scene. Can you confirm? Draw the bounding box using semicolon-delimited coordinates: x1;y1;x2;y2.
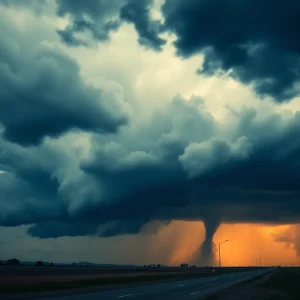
1;0;300;265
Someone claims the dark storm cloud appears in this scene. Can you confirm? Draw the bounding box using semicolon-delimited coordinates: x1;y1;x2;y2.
0;170;62;227
23;97;300;239
2;1;300;248
57;15;121;47
76;102;300;228
56;26;89;47
28;221;99;238
1;95;300;240
56;0;125;46
97;219;150;237
162;0;300;101
120;0;166;51
56;0;166;50
0;11;128;145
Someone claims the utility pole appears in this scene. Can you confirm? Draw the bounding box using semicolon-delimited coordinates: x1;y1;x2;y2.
218;240;229;267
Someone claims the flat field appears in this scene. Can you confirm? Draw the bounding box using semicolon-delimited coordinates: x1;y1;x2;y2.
0;266;264;295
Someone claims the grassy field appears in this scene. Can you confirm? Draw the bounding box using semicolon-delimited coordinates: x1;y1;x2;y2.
0;272;204;294
0;266;263;295
202;267;300;300
260;268;300;300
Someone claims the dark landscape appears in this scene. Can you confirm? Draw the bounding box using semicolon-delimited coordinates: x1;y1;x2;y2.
2;0;300;299
204;267;300;300
0;264;265;295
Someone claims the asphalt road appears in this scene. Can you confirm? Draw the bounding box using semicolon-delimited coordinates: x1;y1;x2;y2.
40;268;272;300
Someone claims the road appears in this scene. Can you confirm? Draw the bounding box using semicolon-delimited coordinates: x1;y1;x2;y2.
39;268;271;300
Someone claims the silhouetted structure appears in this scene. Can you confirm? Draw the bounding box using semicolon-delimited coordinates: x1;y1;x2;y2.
180;263;189;268
147;264;159;268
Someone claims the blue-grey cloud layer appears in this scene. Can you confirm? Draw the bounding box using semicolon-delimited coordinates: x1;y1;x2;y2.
0;11;128;145
56;0;165;50
120;0;166;51
56;0;124;46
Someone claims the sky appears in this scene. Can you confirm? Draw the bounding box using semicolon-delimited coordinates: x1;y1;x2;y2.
1;0;300;266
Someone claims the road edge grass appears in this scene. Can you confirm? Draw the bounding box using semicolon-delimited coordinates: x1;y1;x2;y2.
259;268;300;300
202;270;273;300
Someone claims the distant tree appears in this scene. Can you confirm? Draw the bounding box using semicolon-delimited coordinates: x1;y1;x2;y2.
157;264;161;268
49;262;54;267
72;262;76;267
35;261;44;267
144;265;147;268
6;258;20;266
0;260;3;266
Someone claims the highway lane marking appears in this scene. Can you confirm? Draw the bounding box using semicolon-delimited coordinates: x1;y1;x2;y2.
177;284;185;287
190;291;200;295
117;294;134;298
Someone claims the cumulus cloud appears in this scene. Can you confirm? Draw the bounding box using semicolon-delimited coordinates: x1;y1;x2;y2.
0;95;298;241
120;0;166;51
56;0;165;50
179;136;252;178
56;0;124;46
77;99;300;232
0;8;129;145
162;0;300;101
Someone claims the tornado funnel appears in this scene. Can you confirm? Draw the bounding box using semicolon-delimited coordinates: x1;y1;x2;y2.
195;217;220;266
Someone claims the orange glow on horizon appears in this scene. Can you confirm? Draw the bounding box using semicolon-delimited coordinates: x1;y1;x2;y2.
153;221;300;266
215;223;300;266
